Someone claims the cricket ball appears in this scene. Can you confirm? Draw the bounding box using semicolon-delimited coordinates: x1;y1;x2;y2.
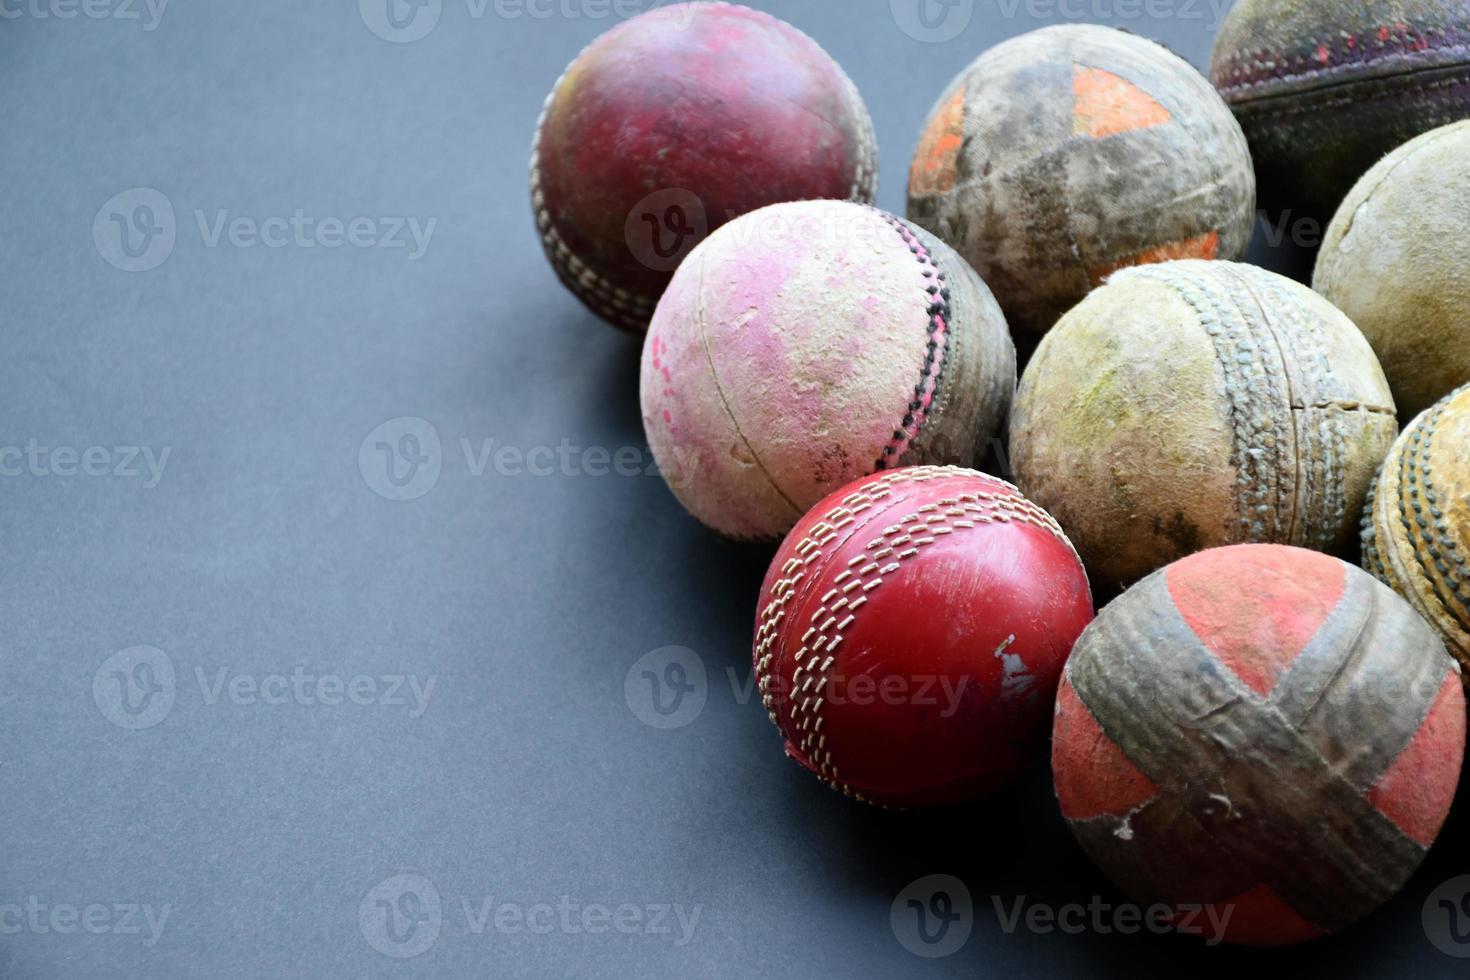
1211;0;1470;222
1054;544;1465;946
641;200;1016;541
906;24;1255;337
1011;260;1398;589
754;466;1093;808
1314;121;1470;418
1363;382;1470;673
531;2;877;332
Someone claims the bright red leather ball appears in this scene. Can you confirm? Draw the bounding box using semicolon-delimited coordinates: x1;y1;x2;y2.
753;466;1094;807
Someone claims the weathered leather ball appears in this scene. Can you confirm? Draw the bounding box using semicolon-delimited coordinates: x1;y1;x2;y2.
1012;260;1397;589
1363;382;1470;672
642;201;1015;541
754;466;1093;807
1054;545;1465;946
908;24;1254;336
1212;0;1470;221
1315;121;1470;418
532;2;876;332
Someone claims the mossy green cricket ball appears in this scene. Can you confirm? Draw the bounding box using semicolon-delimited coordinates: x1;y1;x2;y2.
1011;260;1398;588
1314;121;1470;419
1363;383;1470;673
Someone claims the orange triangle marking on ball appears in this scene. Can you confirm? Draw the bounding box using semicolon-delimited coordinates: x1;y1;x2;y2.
1072;64;1172;140
1087;230;1220;288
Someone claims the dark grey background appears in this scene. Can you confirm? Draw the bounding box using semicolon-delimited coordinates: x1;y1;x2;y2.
1;0;1464;976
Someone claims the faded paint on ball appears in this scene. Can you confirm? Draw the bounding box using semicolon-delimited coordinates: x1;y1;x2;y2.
531;2;877;332
1315;121;1470;418
1054;544;1466;946
1012;260;1397;588
757;466;1094;808
907;24;1255;336
1363;382;1470;672
1211;0;1470;221
641;201;1015;541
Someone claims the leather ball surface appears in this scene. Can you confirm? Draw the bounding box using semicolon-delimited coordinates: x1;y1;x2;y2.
1012;259;1397;589
1212;0;1470;221
1363;381;1470;672
1054;544;1465;946
907;23;1254;337
754;466;1093;808
531;2;876;332
1315;121;1470;419
642;201;1015;541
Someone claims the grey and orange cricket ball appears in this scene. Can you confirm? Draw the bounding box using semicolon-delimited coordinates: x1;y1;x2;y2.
531;2;877;333
906;24;1255;337
1363;382;1470;673
1211;0;1470;222
1315;121;1470;419
1054;544;1466;947
1011;260;1397;589
641;200;1016;542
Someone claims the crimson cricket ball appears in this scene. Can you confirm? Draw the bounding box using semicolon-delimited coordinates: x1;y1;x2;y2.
530;2;877;332
1011;260;1397;588
906;24;1255;337
1211;0;1470;221
641;200;1016;542
1363;382;1470;672
754;466;1094;808
1054;544;1465;946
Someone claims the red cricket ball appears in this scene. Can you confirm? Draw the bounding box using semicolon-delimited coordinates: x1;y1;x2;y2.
530;2;876;332
753;466;1094;808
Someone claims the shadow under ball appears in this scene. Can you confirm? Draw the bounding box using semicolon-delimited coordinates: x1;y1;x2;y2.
531;2;876;332
906;23;1255;338
1211;0;1470;223
1054;544;1465;946
1010;260;1397;590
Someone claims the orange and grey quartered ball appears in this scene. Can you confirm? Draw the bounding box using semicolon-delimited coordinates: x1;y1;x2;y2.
1054;545;1465;946
907;24;1255;337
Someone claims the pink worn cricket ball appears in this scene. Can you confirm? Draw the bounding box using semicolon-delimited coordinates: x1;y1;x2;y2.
641;200;1017;541
530;2;877;332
